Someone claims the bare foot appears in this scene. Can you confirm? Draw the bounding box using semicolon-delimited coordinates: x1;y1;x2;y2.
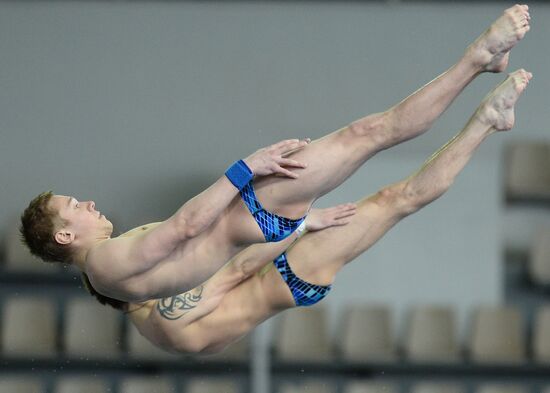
477;69;532;131
467;5;531;73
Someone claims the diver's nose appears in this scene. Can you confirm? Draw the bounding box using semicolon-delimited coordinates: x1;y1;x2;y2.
89;201;96;211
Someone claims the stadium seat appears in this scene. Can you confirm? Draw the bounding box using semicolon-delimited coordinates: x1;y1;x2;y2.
337;304;396;363
468;306;526;363
343;380;399;393
404;305;460;363
475;384;529;393
63;297;122;359
1;296;57;358
272;306;332;362
0;377;43;393
118;376;177;393
186;378;242;393
54;376;111;393
278;380;337;393
504;141;550;202
528;228;550;286
533;305;550;363
411;382;466;393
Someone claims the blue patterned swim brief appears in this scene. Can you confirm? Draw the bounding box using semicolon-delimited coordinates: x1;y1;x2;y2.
273;252;332;307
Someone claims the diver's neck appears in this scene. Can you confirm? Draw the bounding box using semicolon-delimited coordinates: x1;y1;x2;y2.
71;246;90;271
72;237;109;272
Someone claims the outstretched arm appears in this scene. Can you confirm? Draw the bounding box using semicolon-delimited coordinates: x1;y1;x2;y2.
126;139;310;271
175;138;311;239
232;203;357;278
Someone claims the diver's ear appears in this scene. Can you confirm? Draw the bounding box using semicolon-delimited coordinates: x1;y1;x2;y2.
54;230;75;245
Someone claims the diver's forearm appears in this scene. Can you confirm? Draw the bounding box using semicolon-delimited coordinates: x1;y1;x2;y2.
174;176;240;239
235;229;302;278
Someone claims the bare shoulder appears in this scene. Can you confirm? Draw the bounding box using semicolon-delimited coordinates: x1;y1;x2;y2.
84;237;135;291
84;217;189;302
84;222;163;293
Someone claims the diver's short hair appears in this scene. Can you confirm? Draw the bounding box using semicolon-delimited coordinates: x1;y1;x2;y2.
20;191;74;264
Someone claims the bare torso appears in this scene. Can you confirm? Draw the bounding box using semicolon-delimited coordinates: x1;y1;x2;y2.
129;261;295;355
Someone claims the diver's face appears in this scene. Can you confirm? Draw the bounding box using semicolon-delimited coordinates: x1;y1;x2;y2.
50;195;112;245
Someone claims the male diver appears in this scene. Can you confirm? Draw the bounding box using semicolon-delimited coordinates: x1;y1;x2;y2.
84;70;531;354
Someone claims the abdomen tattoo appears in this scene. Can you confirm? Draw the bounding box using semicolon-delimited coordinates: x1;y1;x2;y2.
156;286;204;320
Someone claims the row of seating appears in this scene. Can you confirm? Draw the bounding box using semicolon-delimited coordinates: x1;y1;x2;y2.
0;376;548;393
0;376;242;393
281;381;550;393
2;295;550;365
273;304;550;364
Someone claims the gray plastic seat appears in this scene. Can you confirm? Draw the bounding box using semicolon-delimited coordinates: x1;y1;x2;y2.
533;305;550;363
505;141;550;201
475;384;529;393
337;304;396;363
411;382;466;393
54;377;110;393
2;296;57;358
529;228;550;286
186;378;242;393
278;380;337;393
118;376;177;393
0;377;43;393
272;306;332;362
404;305;460;363
64;297;122;359
468;306;526;364
343;381;399;393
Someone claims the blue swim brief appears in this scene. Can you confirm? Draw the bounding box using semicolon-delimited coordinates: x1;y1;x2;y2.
240;181;306;242
273;252;331;307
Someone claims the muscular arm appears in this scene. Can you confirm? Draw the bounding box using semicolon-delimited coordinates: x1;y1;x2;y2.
180;139;310;238
132;176;242;264
232;203;357;278
134;139;309;265
91;140;309;287
133;240;295;346
146;204;356;323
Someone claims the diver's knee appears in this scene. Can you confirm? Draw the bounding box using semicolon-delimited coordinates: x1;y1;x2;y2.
348;111;394;149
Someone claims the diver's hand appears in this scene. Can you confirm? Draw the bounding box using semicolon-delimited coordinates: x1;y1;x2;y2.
305;203;357;232
243;138;310;179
